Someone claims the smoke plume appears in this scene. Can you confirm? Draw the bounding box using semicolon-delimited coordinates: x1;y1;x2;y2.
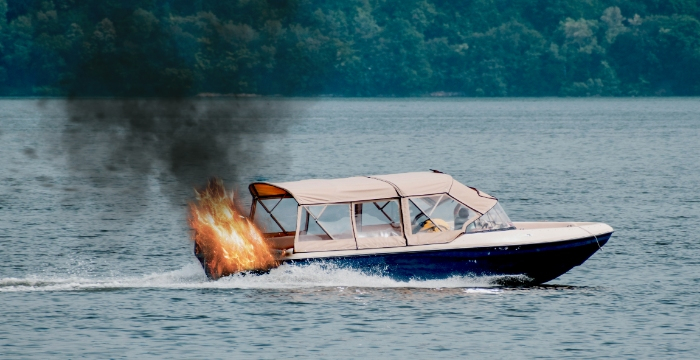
46;2;302;207
59;98;292;205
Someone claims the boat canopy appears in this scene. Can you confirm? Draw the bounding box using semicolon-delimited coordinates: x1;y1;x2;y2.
252;176;399;205
249;172;502;252
250;172;496;213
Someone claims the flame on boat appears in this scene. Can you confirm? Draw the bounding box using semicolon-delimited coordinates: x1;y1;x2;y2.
189;178;278;279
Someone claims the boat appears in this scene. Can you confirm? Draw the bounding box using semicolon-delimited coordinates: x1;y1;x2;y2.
197;171;613;284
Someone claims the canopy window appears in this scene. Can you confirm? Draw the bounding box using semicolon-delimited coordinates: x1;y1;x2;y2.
253;197;298;234
353;199;406;249
251;196;298;250
405;194;479;246
295;204;357;252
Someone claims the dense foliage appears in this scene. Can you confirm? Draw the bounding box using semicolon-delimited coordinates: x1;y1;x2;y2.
1;0;699;96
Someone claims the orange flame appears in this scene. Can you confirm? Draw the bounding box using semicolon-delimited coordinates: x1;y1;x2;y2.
189;178;278;279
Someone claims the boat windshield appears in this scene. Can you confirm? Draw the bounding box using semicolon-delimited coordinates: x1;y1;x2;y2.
408;194;478;234
466;203;515;233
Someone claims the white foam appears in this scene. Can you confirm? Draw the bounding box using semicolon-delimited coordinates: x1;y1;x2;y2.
0;262;509;292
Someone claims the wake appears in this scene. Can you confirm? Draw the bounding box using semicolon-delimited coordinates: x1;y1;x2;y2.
0;262;516;293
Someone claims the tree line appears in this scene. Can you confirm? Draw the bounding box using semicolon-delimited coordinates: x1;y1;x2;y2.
1;0;699;97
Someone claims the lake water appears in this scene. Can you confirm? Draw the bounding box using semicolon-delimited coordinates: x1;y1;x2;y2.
1;98;699;358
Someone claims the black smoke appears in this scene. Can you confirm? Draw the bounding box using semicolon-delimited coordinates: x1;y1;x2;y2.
46;2;301;207
59;98;292;205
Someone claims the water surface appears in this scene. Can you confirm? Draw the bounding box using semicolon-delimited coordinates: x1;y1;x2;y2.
1;98;699;358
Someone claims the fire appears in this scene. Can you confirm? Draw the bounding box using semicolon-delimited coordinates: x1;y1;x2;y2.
189;178;278;280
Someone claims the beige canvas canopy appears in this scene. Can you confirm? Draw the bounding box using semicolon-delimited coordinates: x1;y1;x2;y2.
250;172;496;213
249;172;500;252
251;176;399;205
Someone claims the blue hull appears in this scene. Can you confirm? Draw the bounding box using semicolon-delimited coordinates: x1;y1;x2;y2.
282;233;612;285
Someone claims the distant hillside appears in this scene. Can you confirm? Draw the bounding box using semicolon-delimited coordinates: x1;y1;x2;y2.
1;0;699;96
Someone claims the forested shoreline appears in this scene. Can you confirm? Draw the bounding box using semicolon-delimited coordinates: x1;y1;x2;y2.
1;0;699;97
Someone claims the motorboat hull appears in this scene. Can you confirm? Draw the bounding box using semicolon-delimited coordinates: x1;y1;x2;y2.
195;221;613;284
281;232;612;285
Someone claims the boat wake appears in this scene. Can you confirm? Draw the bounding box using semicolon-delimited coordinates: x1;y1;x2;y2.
0;262;527;293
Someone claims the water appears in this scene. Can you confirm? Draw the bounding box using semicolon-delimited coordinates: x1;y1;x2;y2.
1;98;699;358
